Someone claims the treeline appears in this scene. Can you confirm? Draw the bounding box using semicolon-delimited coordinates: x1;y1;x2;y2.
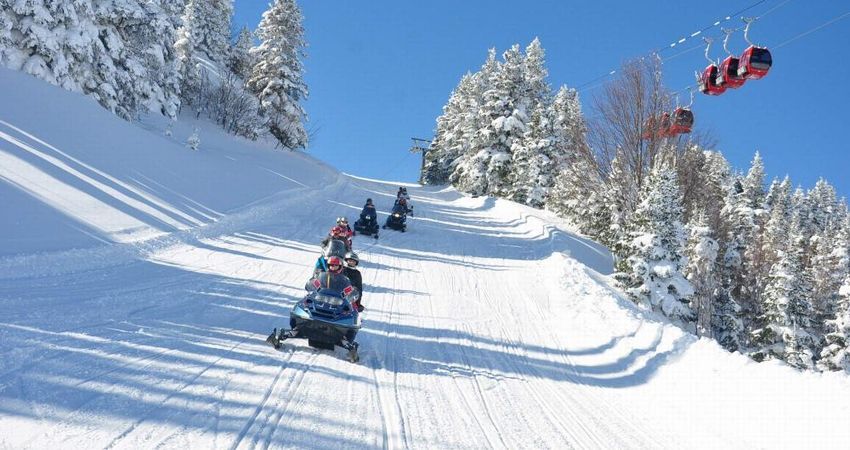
0;0;307;150
423;41;850;372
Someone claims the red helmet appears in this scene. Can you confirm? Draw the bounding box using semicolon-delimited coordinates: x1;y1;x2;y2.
327;256;343;274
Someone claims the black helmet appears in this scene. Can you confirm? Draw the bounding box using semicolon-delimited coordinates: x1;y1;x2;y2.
344;251;360;267
366;198;373;204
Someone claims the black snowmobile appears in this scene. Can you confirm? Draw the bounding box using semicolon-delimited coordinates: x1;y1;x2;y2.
382;204;407;232
267;278;362;362
353;213;380;238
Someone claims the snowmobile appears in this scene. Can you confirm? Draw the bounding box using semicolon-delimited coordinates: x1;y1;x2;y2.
353;213;379;238
323;238;348;258
266;285;362;362
382;205;407;232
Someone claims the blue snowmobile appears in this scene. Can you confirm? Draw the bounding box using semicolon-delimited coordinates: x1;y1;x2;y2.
267;261;362;362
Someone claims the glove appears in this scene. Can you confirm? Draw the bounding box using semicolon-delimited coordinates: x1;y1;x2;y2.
357;304;365;313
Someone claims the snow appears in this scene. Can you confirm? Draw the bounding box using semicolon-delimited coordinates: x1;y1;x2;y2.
1;68;849;448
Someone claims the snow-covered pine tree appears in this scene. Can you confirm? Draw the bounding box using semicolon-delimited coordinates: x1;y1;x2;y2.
712;288;744;352
479;44;528;198
520;106;557;208
685;213;719;336
1;2;99;98
750;203;817;369
547;157;609;240
452;49;499;195
549;85;586;170
0;5;14;64
187;128;200;150
817;269;850;371
732;155;770;330
175;0;231;64
814;212;850;371
2;1;180;120
718;178;756;341
508;38;552;207
94;0;182;119
424;71;482;185
229;25;255;80
247;0;308;150
604;153;639;251
616;163;695;323
742;151;766;209
174;0;201;99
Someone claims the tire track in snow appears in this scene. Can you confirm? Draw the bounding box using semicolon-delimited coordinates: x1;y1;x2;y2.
228;350;317;450
101;330;257;450
370;249;408;450
420;250;507;450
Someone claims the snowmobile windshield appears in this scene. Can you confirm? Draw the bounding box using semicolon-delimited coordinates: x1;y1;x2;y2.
391;205;406;215
314;289;344;306
324;239;347;258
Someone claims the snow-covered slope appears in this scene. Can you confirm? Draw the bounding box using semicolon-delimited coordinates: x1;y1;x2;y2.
1;69;849;449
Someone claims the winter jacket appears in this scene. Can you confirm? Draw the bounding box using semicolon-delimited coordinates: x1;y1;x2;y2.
360;204;377;222
343;267;362;299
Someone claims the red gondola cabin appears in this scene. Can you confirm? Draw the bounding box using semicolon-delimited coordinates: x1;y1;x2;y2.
737;45;772;80
698;64;727;95
668;108;694;135
717;55;747;89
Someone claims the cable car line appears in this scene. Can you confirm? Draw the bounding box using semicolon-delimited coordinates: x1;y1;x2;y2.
574;0;771;92
774;10;850;50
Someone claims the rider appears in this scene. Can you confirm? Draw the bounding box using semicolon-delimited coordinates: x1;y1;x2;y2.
321;225;352;250
337;216;354;237
395;188;413;215
359;198;378;227
306;255;358;299
343;251;364;312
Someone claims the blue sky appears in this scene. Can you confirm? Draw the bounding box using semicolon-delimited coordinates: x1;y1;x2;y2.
233;0;850;198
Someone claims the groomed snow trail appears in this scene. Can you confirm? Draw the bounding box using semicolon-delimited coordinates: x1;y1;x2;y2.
0;163;684;449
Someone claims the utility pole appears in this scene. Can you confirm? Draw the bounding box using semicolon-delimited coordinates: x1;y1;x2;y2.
410;137;431;184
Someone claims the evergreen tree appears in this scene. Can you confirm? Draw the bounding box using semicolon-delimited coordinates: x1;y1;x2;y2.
685;214;719;336
478;44;527;198
818;271;850;371
549;85;586;170
508;39;552;206
452;48;500;195
247;0;308;150
175;0;232;64
2;1;180;119
229;25;255;80
742;151;766;209
425;71;482;185
712;287;744;352
547;158;610;240
616;164;695;323
750;218;816;369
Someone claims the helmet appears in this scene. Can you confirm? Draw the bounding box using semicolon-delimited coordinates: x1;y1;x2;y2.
337;216;348;226
366;198;373;205
327;256;344;274
344;251;359;267
402;187;407;192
